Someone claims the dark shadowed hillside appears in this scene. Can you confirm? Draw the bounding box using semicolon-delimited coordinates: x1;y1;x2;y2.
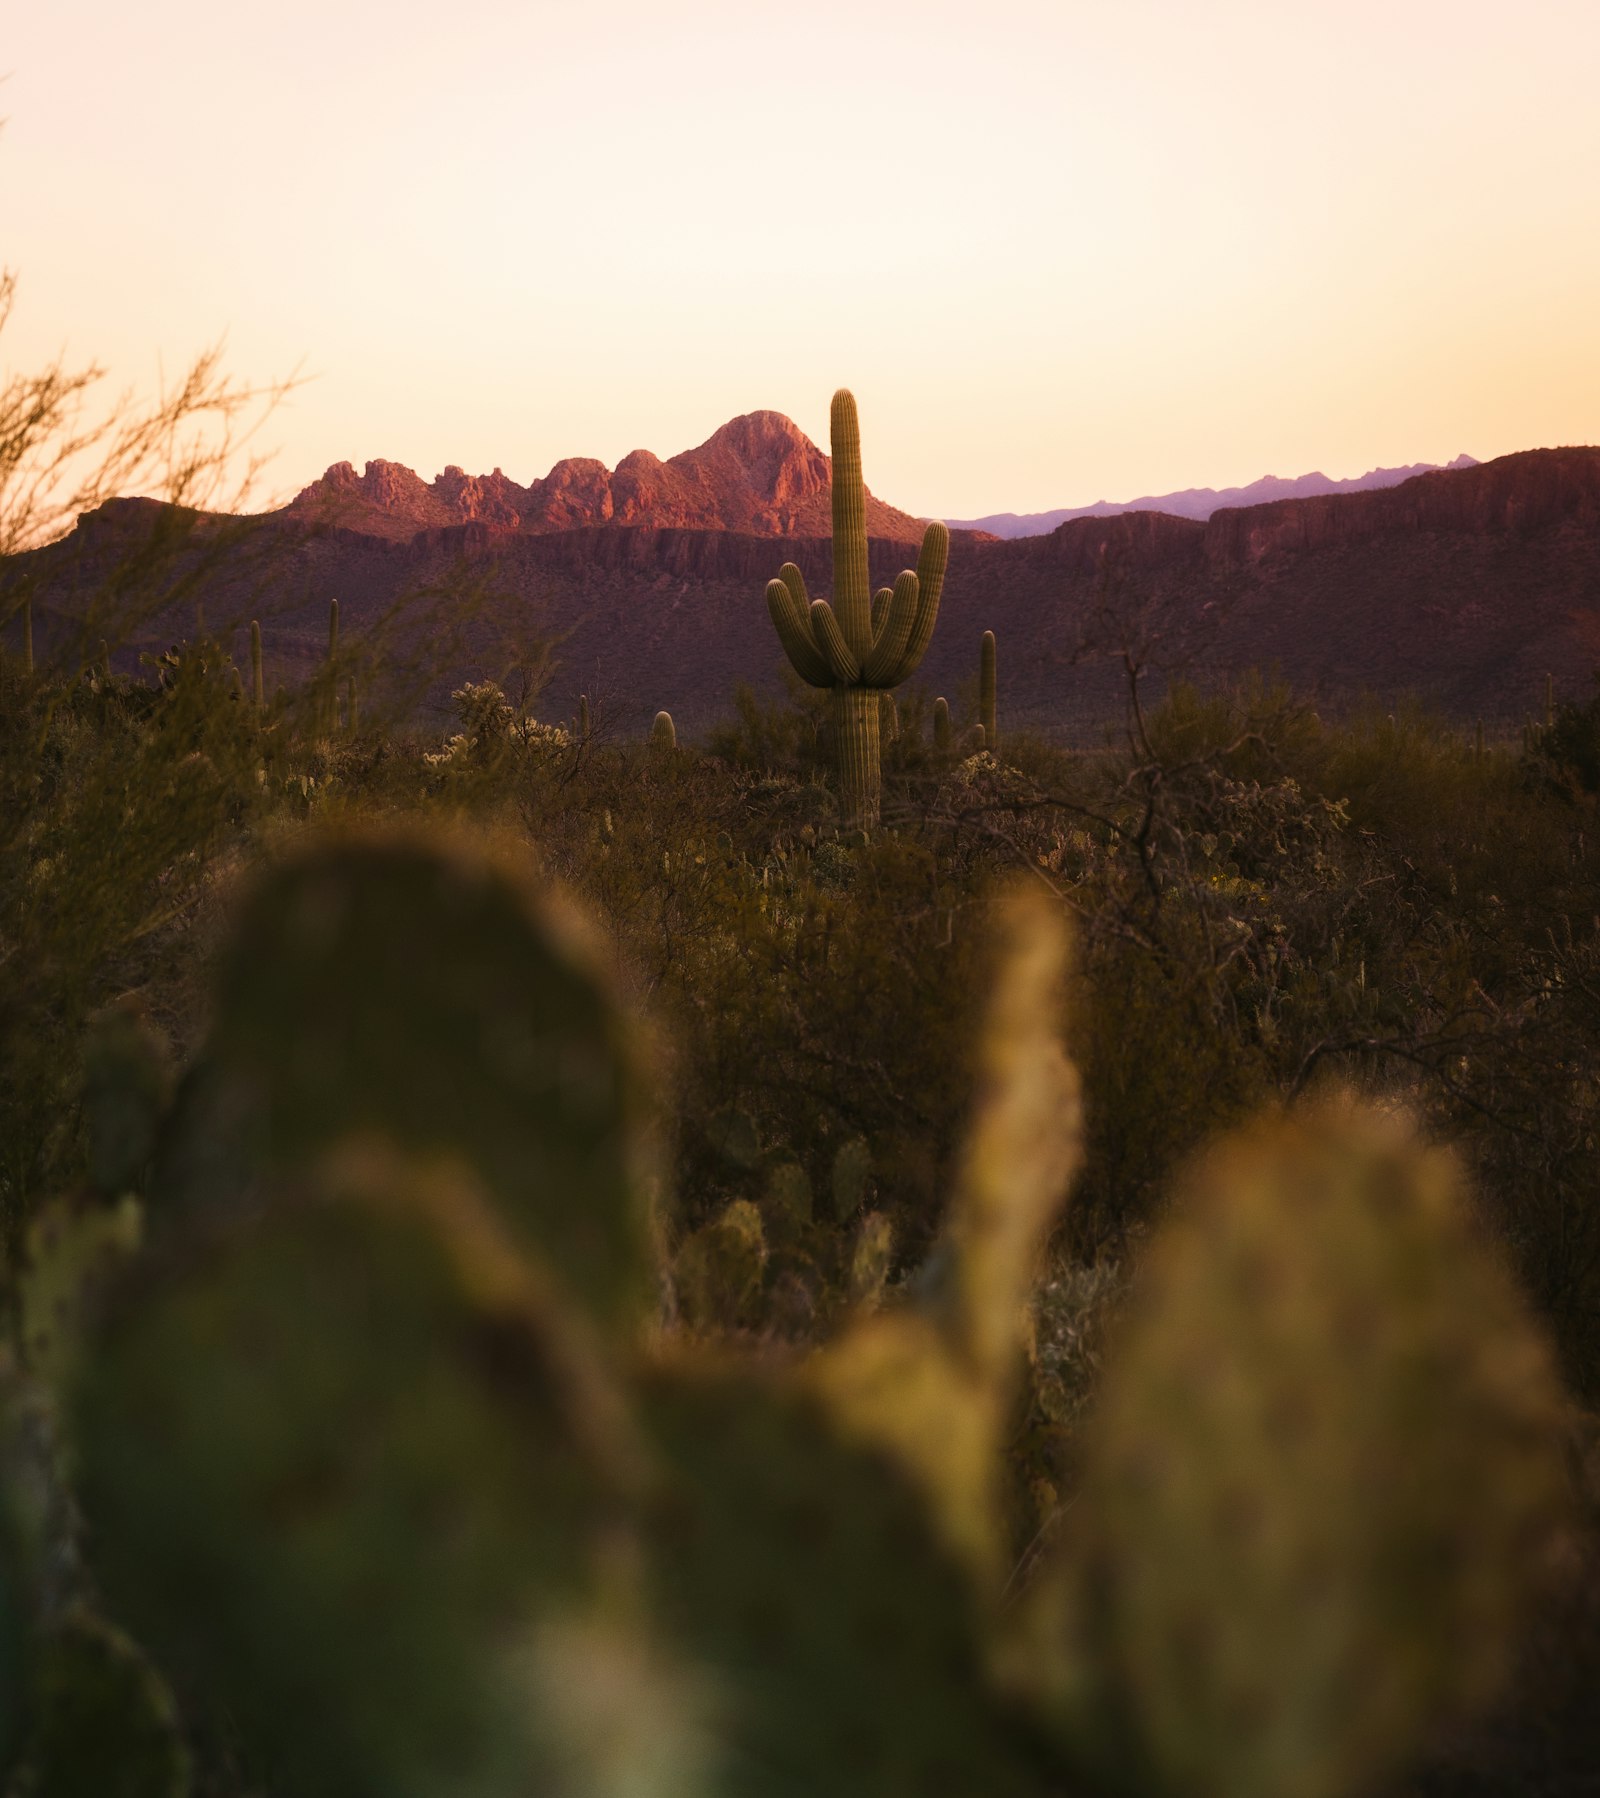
9;447;1600;737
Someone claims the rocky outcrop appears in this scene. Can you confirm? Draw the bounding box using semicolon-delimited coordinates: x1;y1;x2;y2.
280;409;929;541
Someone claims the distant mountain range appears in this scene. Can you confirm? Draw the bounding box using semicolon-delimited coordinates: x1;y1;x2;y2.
945;455;1483;537
13;422;1600;740
281;412;1485;549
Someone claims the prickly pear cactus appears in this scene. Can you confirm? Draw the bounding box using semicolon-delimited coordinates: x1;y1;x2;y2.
17;1607;191;1798
673;1199;767;1333
82;1001;172;1199
73;1148;642;1798
1031;1097;1572;1798
808;887;1081;1590
0;1400;30;1784
635;1358;1044;1798
153;830;658;1332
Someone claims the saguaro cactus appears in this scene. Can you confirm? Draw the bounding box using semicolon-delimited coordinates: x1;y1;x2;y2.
979;630;997;751
933;696;952;756
765;390;949;828
250;620;264;711
650;710;677;749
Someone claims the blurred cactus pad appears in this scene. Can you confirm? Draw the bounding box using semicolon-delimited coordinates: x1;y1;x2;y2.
4;689;1599;1795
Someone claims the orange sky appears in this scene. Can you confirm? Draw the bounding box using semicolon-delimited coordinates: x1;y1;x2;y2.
5;0;1599;519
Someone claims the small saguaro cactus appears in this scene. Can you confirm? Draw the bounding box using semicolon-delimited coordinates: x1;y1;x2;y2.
321;598;340;735
933;695;952;756
765;390;949;829
649;710;676;749
250;619;263;711
578;693;592;742
979;629;997;751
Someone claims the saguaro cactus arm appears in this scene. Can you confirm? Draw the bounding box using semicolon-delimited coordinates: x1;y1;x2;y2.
829;389;872;658
887;521;950;684
809;600;862;686
861;569;921;685
766;579;831;687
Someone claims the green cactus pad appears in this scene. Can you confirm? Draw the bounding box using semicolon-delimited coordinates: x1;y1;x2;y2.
673;1200;768;1334
156;830;657;1332
18;1607;190;1798
636;1356;1042;1798
73;1150;640;1798
82;1002;173;1198
1038;1097;1572;1798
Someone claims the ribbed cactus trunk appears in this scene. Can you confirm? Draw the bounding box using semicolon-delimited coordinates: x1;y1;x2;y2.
979;630;996;751
832;689;881;830
762;390;950;834
830;392;872;658
325;599;340;735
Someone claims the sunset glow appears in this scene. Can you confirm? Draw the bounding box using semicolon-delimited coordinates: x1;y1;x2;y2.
5;0;1598;517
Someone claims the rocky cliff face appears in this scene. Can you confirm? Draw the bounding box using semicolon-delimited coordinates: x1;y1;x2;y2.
283;410;929;540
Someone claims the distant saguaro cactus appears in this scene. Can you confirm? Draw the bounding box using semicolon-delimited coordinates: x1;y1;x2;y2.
933;695;952;756
250;620;263;711
578;693;591;742
650;710;677;749
765;390;949;828
323;599;340;735
979;630;997;751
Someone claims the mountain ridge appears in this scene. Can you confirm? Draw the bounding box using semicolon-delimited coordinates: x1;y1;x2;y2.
948;453;1483;537
281;410;935;542
19;445;1600;742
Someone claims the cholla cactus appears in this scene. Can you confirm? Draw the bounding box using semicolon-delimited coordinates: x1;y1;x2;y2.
765;391;949;828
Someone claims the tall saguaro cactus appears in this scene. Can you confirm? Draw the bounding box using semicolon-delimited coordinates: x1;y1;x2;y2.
250;620;264;712
765;391;949;828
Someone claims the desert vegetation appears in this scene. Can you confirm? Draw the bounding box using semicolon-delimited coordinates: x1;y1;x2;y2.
3;378;1600;1797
